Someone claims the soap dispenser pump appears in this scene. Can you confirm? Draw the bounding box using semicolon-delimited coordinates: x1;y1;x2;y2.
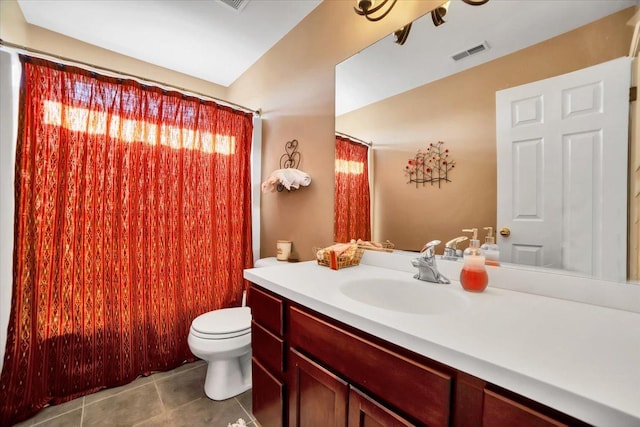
460;228;488;292
481;227;500;266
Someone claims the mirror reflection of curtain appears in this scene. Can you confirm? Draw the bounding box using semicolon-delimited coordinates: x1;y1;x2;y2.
0;56;254;425
334;136;370;242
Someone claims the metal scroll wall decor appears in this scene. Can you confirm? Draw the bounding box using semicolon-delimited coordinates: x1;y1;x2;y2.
277;139;301;192
404;141;456;188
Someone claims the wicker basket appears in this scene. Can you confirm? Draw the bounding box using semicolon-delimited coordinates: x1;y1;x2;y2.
313;246;364;270
381;240;395;250
356;239;395;252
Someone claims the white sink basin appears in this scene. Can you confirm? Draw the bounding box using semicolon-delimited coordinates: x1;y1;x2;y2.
340;278;470;315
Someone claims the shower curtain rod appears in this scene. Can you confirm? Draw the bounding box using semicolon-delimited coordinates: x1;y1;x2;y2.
335;131;372;147
0;39;261;116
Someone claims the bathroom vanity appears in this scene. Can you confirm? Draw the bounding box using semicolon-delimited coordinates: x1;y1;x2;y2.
244;252;640;427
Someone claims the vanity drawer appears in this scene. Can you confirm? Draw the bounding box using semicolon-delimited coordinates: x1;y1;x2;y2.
252;320;285;374
288;306;453;427
249;284;284;336
482;389;575;427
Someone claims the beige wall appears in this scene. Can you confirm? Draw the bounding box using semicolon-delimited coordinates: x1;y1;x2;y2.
228;1;440;260
336;7;635;252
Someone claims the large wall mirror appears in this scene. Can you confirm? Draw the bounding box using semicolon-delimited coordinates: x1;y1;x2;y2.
335;0;638;282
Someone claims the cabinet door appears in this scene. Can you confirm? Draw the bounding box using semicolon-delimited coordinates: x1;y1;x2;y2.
288;348;348;427
348;387;416;427
252;358;284;427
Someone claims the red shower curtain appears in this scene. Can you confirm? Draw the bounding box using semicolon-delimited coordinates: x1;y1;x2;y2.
334;136;371;242
0;56;254;425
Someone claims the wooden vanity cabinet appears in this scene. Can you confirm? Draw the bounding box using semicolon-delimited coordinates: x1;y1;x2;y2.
248;283;592;427
288;305;452;427
248;285;286;427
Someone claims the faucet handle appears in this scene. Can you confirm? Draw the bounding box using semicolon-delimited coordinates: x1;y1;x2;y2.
420;240;441;257
445;236;468;249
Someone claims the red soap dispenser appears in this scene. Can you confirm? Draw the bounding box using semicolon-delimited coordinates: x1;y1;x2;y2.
460;228;488;292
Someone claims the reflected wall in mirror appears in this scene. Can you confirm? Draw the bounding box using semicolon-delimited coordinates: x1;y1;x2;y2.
335;1;637;281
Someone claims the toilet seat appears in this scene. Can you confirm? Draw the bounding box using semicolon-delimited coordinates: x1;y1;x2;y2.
190;306;251;340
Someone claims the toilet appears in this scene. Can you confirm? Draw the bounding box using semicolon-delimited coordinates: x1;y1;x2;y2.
187;258;279;400
188;306;252;400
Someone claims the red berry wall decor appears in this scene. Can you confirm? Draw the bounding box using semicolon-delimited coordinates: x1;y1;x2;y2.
404;141;455;188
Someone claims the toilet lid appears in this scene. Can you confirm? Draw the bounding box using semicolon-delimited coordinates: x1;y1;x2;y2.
191;306;251;337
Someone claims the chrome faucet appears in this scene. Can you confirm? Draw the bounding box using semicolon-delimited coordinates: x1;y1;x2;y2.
442;236;468;261
411;240;450;284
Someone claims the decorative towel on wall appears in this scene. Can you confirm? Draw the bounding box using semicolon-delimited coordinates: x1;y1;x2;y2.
0;56;254;425
261;168;311;192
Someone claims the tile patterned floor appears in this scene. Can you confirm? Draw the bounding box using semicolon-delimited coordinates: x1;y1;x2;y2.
14;360;256;427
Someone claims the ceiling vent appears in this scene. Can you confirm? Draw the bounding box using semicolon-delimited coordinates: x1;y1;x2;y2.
451;41;490;62
218;0;250;12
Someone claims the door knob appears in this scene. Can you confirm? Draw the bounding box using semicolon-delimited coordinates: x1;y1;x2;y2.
499;227;511;237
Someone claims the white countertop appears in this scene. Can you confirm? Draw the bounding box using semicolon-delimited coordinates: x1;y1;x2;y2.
244;256;640;427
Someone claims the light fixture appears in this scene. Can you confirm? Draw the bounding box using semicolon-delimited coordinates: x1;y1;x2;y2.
356;0;490;45
431;1;450;27
394;23;412;45
432;0;488;27
355;0;489;23
354;0;398;22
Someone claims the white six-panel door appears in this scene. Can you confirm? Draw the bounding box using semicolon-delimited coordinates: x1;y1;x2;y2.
496;57;631;282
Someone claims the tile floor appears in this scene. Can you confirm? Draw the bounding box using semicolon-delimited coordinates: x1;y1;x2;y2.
14;360;256;427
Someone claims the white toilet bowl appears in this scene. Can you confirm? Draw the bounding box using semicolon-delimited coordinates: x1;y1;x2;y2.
187;306;252;400
254;257;279;268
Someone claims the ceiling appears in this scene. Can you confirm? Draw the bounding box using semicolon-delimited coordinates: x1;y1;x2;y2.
336;0;638;116
16;0;321;87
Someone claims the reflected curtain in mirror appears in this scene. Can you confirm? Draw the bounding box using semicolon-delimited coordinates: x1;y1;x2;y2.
0;56;254;425
334;136;371;243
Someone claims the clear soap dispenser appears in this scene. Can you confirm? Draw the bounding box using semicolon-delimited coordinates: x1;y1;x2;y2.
460;228;488;292
480;227;500;266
